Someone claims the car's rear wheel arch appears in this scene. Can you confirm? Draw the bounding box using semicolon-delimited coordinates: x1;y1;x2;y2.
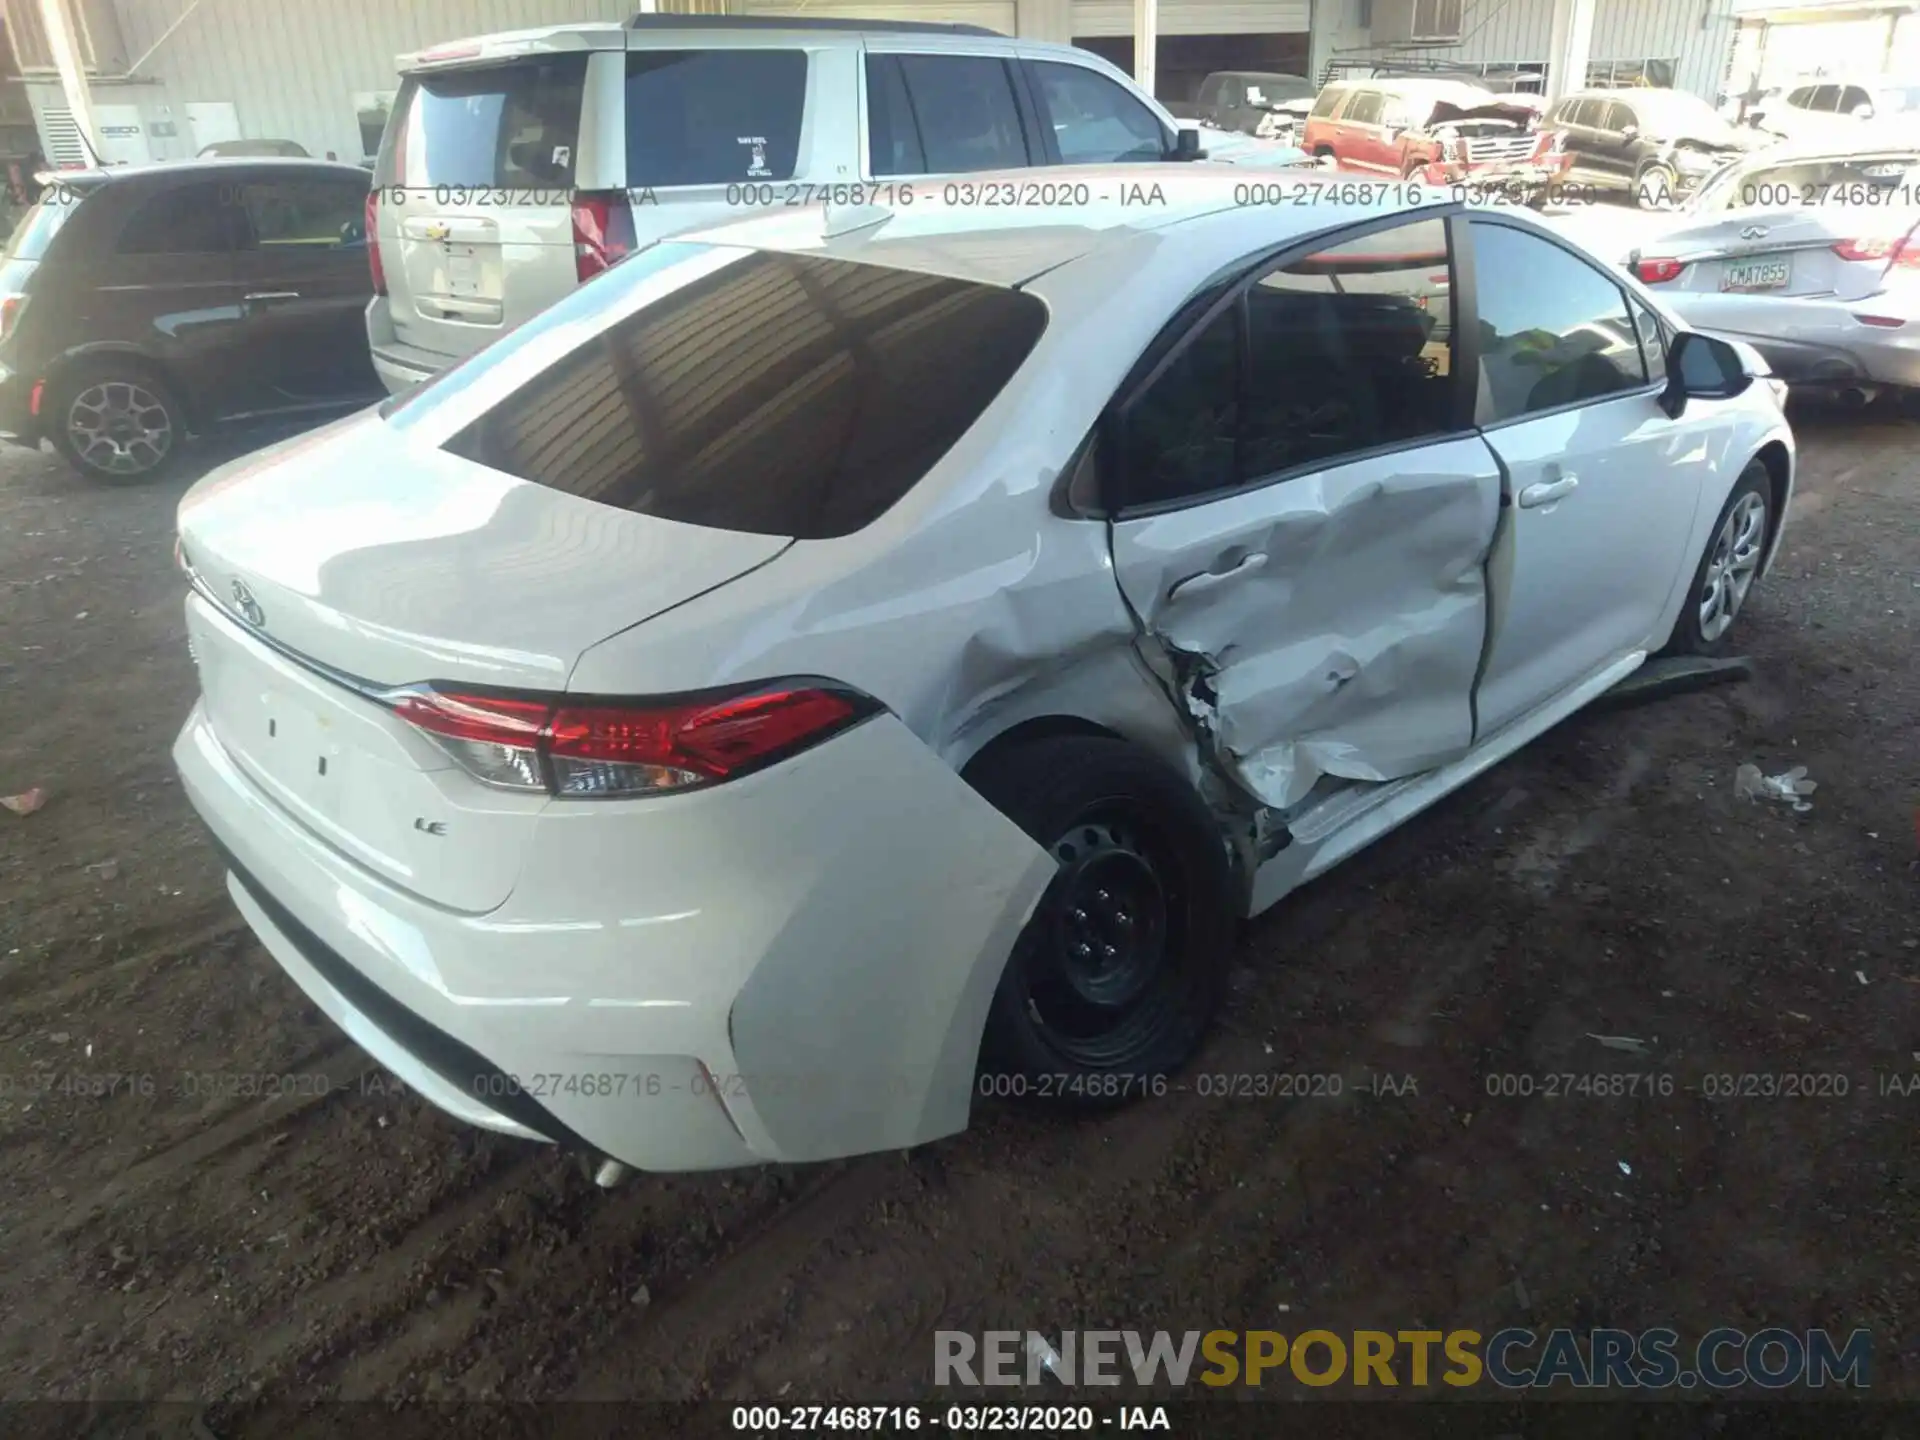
45;348;199;434
957;715;1124;790
1753;439;1791;568
964;733;1233;1099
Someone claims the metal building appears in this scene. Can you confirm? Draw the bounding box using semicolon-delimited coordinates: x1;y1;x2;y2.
2;0;1747;166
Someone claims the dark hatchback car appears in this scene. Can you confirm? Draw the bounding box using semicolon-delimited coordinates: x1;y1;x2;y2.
0;158;381;481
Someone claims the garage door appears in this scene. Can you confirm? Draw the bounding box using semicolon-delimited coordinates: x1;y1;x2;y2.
735;0;1019;36
1072;0;1308;36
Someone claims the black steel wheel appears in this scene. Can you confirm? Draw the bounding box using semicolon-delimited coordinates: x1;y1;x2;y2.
969;735;1233;1104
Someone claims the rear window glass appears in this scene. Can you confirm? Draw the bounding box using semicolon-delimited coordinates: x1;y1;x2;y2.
625;50;808;186
386;56;587;188
439;251;1048;539
4;187;93;261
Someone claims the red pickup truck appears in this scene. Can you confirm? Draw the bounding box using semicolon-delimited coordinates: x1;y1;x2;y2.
1301;78;1569;196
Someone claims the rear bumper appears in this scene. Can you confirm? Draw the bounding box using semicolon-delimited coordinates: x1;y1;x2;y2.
0;363;41;446
1667;294;1920;388
172;669;1052;1172
365;297;454;395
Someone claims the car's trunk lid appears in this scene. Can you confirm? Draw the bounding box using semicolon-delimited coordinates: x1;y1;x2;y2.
1653;204;1919;300
177;410;790;912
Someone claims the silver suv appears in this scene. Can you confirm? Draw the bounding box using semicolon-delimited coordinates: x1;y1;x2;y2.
365;15;1299;392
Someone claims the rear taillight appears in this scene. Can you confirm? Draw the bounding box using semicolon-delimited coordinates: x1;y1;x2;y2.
572;191;637;283
390;681;877;797
1635;257;1684;284
365;191;387;296
1834;227;1920;268
0;292;27;343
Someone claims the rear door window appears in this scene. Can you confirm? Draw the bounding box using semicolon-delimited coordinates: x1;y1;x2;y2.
625;50;808;186
439;250;1048;539
118;182;245;255
886;54;1032;173
385;56;588;188
1310;88;1344;119
4;186;95;260
1028;60;1168;163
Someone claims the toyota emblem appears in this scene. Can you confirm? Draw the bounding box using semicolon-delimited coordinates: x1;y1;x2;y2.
230;578;266;628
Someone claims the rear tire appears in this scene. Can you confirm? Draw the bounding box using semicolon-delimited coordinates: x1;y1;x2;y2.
1661;462;1772;656
969;736;1233;1106
1634;160;1680;210
47;362;185;483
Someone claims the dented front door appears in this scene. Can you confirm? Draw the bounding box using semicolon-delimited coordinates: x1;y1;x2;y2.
1105;213;1502;812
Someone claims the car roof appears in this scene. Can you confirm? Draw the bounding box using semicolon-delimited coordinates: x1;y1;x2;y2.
673;165;1450;289
44;156;369;185
399;16;1018;67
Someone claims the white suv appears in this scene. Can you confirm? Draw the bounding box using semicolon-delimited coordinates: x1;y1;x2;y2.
1749;76;1920;144
365;15;1299;393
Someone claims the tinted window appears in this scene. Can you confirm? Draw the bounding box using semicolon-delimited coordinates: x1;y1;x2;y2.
1310;88;1345;119
1123;217;1456;506
1785;87;1813;108
625;50;807;186
1345;92;1384;125
867;56;925;175
1471;222;1647;421
4;186;94;261
1564;98;1595;126
441;252;1047;539
1031;61;1167;163
1630;297;1667;384
1123;303;1240;506
1839;86;1873;114
118;183;244;255
386;56;586;188
1605;102;1638;133
1808;85;1840;112
241;179;369;249
1243;217;1456;479
894;55;1030;173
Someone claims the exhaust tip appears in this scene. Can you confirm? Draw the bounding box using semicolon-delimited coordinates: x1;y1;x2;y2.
1837;386;1877;410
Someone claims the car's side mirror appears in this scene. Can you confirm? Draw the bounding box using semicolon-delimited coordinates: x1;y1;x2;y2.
1620;123;1639;139
1660;331;1747;418
1851;103;1874;119
1170;126;1204;161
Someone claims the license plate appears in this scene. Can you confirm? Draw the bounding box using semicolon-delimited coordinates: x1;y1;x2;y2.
445;244;481;296
1722;259;1790;292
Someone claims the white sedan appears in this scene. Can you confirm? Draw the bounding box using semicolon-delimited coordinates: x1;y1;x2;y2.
172;169;1795;1175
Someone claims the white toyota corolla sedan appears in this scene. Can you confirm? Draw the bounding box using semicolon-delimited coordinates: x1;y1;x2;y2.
172;168;1795;1175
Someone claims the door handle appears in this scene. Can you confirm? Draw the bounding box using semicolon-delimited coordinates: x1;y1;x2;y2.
244;290;301;303
1518;475;1580;509
1168;551;1267;601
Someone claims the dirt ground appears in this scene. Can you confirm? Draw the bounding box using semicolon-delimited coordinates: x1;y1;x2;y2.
0;402;1916;1424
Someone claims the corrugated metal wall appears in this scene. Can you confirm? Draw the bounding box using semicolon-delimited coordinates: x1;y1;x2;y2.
1317;0;1741;100
1071;0;1311;37
106;0;641;162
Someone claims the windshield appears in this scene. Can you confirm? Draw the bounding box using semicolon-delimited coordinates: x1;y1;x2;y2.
1246;76;1315;104
1689;152;1920;212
